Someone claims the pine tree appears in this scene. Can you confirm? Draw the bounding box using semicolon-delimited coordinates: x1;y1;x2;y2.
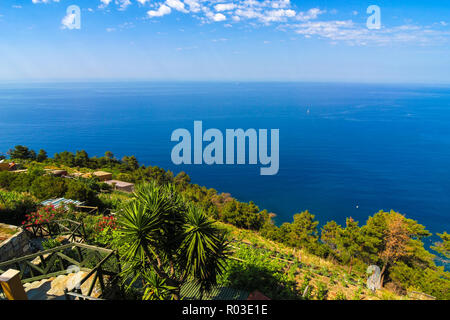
37;149;48;162
432;232;450;259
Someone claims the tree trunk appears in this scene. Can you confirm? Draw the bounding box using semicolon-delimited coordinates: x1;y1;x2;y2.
142;245;182;300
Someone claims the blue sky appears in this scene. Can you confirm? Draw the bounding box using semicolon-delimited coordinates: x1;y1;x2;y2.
0;0;449;83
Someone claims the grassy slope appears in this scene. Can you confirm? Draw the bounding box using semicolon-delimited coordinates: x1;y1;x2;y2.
216;221;406;300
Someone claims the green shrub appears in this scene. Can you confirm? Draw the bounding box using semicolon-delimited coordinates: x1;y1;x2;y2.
316;281;328;300
334;291;347;300
65;180;97;203
219;245;300;299
390;262;450;300
0;190;38;225
352;288;362;300
0;172;16;189
31;175;67;200
42;238;62;250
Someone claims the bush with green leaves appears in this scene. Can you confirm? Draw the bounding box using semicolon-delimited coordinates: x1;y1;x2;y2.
390;261;450;300
65;180;97;204
219;244;300;300
42;238;62;250
315;281;328;300
0;170;102;206
334;291;347;300
352;287;362;300
0;189;38;225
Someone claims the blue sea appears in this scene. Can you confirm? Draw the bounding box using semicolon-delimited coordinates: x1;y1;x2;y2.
1;82;449;242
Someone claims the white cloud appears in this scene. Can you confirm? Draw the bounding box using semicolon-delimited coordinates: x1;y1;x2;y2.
234;8;260;20
166;0;188;13
98;0;132;10
296;8;325;21
147;4;172;17
287;20;450;46
116;0;132;11
99;0;112;8
293;20;355;38
31;0;450;47
89;1;305;25
32;0;60;3
61;12;76;29
213;13;226;22
212;38;228;42
271;0;290;9
214;3;236;12
260;9;295;23
184;0;201;13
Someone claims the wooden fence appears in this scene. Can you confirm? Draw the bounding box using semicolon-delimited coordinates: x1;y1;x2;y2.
22;219;86;243
0;243;121;300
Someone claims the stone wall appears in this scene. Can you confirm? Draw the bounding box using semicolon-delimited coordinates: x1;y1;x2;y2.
0;224;31;263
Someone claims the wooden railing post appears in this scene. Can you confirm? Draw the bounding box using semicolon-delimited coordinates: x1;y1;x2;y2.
0;269;28;300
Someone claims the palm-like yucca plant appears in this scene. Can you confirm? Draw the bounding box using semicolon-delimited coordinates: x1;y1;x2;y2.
142;271;178;300
117;182;229;300
179;205;229;294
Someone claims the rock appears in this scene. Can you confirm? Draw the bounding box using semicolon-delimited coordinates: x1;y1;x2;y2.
46;271;102;298
65;271;86;292
24;279;51;291
46;274;70;296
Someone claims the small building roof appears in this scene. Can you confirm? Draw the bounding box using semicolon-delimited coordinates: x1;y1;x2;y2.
0;161;15;171
104;180;134;187
51;169;67;175
82;171;112;179
11;169;27;173
94;171;112;176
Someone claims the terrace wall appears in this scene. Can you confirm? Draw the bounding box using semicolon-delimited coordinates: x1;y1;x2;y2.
0;224;32;263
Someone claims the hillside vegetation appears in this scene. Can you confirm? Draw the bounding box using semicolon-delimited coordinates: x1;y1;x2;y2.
0;145;449;300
